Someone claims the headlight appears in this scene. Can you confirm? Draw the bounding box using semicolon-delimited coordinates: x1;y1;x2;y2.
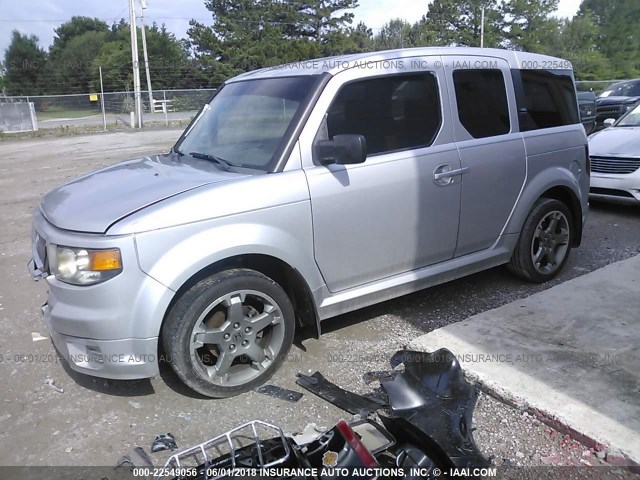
624;104;635;112
48;246;123;285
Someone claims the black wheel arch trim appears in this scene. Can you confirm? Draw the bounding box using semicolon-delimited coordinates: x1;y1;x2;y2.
161;254;321;343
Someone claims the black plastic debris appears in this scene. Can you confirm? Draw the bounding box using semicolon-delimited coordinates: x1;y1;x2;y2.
362;370;397;385
151;433;178;453
255;384;303;402
296;348;489;479
379;349;490;473
296;371;387;415
115;446;154;469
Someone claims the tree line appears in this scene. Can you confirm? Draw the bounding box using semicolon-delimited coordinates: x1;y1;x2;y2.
1;0;638;96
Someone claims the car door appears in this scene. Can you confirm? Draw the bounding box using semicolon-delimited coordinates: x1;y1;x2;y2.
299;60;462;293
443;56;527;257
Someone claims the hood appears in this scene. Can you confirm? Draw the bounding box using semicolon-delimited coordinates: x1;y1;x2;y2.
596;95;640;106
589;127;640;157
41;153;244;233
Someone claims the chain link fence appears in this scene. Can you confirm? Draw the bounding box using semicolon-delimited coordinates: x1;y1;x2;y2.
0;88;217;130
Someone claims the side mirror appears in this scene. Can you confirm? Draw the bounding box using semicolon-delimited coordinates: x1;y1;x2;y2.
603;118;616;128
314;134;367;165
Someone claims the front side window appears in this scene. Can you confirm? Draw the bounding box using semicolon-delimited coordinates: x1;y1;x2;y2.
176;76;318;171
513;69;579;131
453;69;510;138
322;73;441;155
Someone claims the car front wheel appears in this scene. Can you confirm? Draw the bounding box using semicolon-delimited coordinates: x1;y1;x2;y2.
162;268;295;398
508;198;573;283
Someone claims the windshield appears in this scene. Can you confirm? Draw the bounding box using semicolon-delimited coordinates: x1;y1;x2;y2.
616;103;640;127
175;76;318;171
599;80;640;98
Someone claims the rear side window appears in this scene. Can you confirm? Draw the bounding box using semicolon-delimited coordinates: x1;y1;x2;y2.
513;69;579;131
324;73;441;155
453;69;510;138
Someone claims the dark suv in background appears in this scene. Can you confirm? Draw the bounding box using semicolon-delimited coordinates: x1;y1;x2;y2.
595;78;640;128
577;91;596;134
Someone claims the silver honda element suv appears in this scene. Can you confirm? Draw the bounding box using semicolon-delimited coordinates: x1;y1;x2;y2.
30;47;589;397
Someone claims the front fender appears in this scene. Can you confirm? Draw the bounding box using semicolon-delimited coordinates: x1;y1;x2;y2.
133;201;325;294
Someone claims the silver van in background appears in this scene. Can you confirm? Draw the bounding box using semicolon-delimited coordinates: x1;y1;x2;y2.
29;47;589;397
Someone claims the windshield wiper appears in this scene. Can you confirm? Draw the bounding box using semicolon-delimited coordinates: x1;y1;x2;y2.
189;152;233;171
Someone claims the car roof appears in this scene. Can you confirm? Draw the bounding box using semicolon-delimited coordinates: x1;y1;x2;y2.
227;47;572;83
606;78;640;88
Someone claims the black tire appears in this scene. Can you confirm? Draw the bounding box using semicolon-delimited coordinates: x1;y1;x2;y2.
508;198;573;283
162;268;295;398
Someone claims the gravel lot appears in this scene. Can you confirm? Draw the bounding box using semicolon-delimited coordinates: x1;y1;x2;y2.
0;130;639;475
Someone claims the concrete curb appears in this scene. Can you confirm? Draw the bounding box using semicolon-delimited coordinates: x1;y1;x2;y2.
409;255;640;466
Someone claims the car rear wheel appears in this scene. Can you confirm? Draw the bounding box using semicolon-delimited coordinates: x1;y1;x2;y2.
508;198;573;283
162;268;295;398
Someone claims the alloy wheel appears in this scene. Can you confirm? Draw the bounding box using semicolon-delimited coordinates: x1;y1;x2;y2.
189;289;285;387
530;210;570;275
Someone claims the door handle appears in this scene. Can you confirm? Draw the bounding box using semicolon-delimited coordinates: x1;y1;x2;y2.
433;167;468;180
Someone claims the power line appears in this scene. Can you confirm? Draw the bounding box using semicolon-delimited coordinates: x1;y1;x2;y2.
0;18;74;23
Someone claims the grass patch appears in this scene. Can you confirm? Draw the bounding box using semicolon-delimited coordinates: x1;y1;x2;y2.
37;108;101;120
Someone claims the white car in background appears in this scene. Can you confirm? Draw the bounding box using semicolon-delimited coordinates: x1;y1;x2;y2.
589;103;640;203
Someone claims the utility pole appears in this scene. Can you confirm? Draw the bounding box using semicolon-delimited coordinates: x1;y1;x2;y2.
99;66;107;131
139;0;154;112
480;6;485;48
129;0;143;128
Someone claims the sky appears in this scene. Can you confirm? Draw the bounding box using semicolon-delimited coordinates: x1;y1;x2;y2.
0;0;583;57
